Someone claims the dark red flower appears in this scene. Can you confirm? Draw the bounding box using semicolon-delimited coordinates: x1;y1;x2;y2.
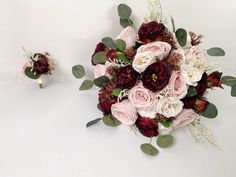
195;73;208;97
135;117;158;137
115;65;139;89
33;53;50;74
182;97;196;109
194;99;209;112
207;72;222;88
138;21;165;43
91;43;109;65
141;61;171;92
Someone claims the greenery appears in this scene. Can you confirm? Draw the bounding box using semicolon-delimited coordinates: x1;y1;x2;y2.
79;80;94;90
92;52;106;65
207;47;225;56
157;135;174;148
86;118;102;127
175;28;187;47
140;143;159;156
24;67;41;80
103;114;121;127
102;37;117;49
72;65;85;79
118;4;133;28
200;103;218;118
94;76;110;87
115;39;126;52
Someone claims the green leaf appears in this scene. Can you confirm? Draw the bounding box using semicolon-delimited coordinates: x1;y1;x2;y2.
115;39;126;51
231;86;236;97
140;143;159;156
116;53;130;62
200;103;218;119
120;18;133;28
79;80;94;90
187;87;197;97
94;76;110;87
86;118;102;127
171;16;176;33
221;76;236;86
112;88;122;97
207;47;225;56
157;135;174;148
24;67;41;80
72;65;85;79
175;28;187;47
103;114;121;127
160;120;172;128
92;51;106;65
118;4;132;19
102;37;117;50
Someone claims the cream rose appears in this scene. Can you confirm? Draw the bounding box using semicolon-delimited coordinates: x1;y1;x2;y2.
172;109;200;129
111;100;138;125
137;41;171;60
181;64;203;86
116;26;137;49
132;52;155;73
156;97;184;118
158;123;172;135
138;101;158;118
94;64;109;79
168;71;188;99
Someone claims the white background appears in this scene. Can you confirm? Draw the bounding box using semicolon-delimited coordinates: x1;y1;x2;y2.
0;0;236;177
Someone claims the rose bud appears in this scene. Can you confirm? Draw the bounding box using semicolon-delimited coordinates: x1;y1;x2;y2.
195;72;208;97
141;61;171;92
91;42;109;65
135;117;159;137
115;65;139;89
207;72;222;88
138;21;165;43
33;53;50;74
194;99;209;112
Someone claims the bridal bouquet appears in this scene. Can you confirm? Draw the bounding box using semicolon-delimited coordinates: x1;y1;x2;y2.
72;1;236;156
23;48;55;88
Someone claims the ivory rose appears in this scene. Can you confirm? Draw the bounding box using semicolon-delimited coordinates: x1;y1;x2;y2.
116;26;137;49
156;97;184;118
94;64;109;78
128;82;156;108
172;109;200;129
168;71;188;99
138;102;158;118
137;41;171;60
181;64;203;86
132;52;155;73
111;100;138;125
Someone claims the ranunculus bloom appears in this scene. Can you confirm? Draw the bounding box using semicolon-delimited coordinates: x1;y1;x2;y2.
135;117;159;137
132;52;155;73
111;100;138;125
128;82;156;108
33;54;50;74
94;64;109;78
137;41;171;60
207;71;222;88
181;64;203;86
138;21;165;43
91;43;109;65
172;109;200;129
116;26;137;49
168;71;188;99
156;97;184;118
115;65;139;89
141;61;171;92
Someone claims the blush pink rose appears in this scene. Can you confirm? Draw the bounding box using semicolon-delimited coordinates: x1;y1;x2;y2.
111;100;138;125
128;82;156;108
94;64;109;78
185;46;208;68
168;71;188;99
172;109;200;129
116;26;137;49
137;41;171;60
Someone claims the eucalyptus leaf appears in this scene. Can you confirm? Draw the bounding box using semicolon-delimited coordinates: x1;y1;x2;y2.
102;37;117;49
207;47;225;56
103;114;121;127
221;76;236;86
116;53;130;62
24;67;41;80
112;88;122;97
120;18;133;28
94;76;110;87
72;65;85;79
86;118;102;127
200;103;218;119
157;135;174;148
115;39;126;51
160;120;172;128
118;4;132;19
231;86;236;97
140;143;159;156
92;52;106;65
79;80;94;90
187;87;197;97
175;28;187;47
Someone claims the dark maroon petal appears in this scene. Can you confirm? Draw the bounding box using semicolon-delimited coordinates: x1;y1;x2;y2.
136;117;158;137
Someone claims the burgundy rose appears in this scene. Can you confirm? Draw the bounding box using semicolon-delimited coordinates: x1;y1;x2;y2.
141;61;171;92
195;73;208;97
207;72;222;88
91;43;109;65
135;117;158;137
182;97;196;109
33;54;50;74
138;21;165;43
115;65;139;89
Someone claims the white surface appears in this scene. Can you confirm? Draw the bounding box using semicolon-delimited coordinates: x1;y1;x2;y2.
0;0;236;177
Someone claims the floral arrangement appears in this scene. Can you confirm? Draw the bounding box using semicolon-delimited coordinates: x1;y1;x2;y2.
72;1;236;156
23;48;55;88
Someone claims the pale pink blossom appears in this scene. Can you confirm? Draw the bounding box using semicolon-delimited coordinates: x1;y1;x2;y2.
116;26;137;49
